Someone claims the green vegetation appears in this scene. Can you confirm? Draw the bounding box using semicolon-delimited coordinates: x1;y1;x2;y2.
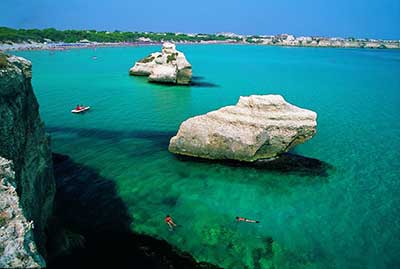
245;37;263;44
0;53;8;68
0;27;241;43
166;52;178;63
139;56;155;63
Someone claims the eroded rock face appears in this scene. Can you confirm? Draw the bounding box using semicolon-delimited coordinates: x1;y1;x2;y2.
169;95;317;162
129;42;192;85
0;157;46;268
0;54;55;257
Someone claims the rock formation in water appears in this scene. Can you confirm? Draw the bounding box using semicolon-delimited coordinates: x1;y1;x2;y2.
0;53;219;268
49;153;220;269
0;53;55;263
0;157;46;268
169;95;317;162
129;42;192;85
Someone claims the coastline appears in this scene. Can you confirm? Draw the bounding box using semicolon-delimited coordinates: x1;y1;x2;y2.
1;40;399;52
0;41;237;52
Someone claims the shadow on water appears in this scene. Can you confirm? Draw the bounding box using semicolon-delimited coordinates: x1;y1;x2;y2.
47;126;333;178
139;75;220;88
190;76;220;88
48;126;174;159
47;126;174;145
47;126;173;152
175;153;334;178
48;153;218;269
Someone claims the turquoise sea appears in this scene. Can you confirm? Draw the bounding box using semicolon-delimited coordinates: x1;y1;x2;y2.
15;45;400;269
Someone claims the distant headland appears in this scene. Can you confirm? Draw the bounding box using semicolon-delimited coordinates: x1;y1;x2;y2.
1;26;399;51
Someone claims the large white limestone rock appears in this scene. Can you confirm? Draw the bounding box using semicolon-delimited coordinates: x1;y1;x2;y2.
169;95;317;162
129;42;192;85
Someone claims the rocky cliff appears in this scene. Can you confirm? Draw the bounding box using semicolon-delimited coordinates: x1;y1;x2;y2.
0;157;46;268
129;42;192;85
0;53;55;260
169;95;317;161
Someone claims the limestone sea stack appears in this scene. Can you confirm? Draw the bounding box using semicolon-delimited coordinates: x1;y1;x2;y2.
129;42;192;85
169;95;317;162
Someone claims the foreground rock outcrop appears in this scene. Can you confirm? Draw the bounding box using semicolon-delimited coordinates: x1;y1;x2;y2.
129;42;192;85
0;53;55;260
169;95;317;161
0;157;45;268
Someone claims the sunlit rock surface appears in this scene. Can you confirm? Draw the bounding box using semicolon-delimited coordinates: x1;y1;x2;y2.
129;42;192;85
0;157;45;268
169;95;317;161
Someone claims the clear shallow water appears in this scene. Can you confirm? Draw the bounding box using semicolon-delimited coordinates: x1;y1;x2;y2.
15;45;400;268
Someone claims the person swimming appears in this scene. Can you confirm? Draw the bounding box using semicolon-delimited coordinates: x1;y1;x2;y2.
165;215;177;231
236;216;260;223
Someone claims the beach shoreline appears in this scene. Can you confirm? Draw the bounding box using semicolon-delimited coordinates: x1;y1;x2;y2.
0;41;237;52
2;39;399;52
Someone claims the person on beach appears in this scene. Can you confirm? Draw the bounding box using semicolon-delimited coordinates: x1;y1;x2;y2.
236;216;260;223
165;215;177;230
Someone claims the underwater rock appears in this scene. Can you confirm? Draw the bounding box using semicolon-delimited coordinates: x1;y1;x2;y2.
129;42;192;85
0;53;55;257
49;153;220;269
169;95;317;162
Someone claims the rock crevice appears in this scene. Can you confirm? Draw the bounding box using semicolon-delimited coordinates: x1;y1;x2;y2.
0;157;46;268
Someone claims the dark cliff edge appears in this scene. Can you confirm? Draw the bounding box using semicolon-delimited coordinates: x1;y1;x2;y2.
0;53;55;266
0;52;219;268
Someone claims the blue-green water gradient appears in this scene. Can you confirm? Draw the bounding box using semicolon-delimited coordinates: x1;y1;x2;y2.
15;45;400;269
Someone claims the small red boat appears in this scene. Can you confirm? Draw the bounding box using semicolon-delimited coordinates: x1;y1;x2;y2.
71;105;90;113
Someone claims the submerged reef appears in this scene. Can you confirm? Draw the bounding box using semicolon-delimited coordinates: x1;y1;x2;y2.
49;153;219;269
